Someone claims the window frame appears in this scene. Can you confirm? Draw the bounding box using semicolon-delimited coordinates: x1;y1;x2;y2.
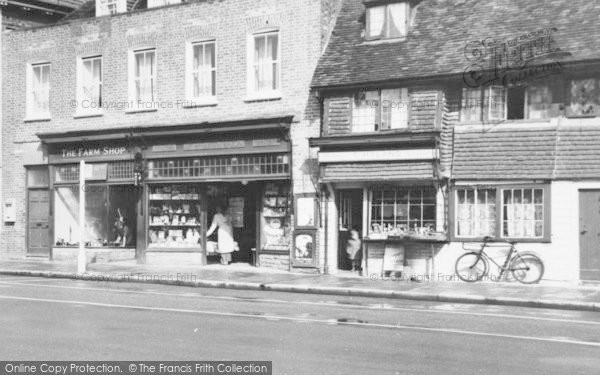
460;86;509;123
185;39;217;105
368;186;437;236
76;55;103;116
96;0;126;17
26;62;51;120
246;29;281;101
128;48;157;111
450;184;551;243
365;2;409;41
350;88;409;133
566;76;600;118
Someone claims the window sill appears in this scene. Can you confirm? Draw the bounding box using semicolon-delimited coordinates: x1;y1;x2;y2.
452;236;551;244
23;115;51;122
244;92;282;103
457;118;552;125
125;108;158;114
182;97;218;108
73;111;104;119
361;36;407;45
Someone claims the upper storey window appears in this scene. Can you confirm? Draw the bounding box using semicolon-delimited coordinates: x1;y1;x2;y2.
96;0;126;17
352;88;408;132
147;0;181;8
26;62;50;120
366;1;408;40
247;30;281;100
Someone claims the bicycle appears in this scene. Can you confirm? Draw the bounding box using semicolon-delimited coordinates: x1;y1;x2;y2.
455;236;544;284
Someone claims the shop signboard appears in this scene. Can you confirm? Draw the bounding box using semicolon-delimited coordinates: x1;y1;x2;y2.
49;143;132;164
83;163;108;181
292;229;316;267
383;245;404;272
294;194;318;229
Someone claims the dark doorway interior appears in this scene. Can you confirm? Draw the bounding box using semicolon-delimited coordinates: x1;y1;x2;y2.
337;189;363;270
206;182;259;264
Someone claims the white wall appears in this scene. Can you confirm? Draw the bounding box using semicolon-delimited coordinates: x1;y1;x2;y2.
435;181;600;282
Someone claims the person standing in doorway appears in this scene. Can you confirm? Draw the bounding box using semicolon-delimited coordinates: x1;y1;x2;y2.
346;228;362;274
206;205;235;265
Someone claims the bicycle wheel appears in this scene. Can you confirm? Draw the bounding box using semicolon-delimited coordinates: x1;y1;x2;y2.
510;253;544;284
455;252;488;282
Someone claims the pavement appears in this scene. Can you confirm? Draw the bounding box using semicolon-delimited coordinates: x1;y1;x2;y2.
1;259;600;312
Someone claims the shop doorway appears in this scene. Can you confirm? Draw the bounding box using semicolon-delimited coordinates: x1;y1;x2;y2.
206;182;260;265
579;190;600;280
337;189;363;270
27;189;50;257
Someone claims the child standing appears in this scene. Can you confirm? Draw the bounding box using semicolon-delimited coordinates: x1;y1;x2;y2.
346;229;362;274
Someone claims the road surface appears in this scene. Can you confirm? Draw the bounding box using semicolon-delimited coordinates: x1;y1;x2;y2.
0;275;599;374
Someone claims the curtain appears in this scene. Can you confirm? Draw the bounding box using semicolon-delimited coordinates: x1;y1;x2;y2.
461;88;481;122
352;90;378;132
387;3;407;37
382;88;408;129
368;6;385;37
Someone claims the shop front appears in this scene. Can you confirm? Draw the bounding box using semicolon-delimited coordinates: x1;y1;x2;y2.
36;118;294;269
313;134;448;277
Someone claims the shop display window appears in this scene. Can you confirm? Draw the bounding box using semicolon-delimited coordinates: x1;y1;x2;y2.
147;154;289;180
369;187;436;238
148;184;203;249
260;182;291;251
54;185;137;247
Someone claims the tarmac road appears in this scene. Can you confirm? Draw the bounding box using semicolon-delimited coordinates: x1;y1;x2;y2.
0;275;599;375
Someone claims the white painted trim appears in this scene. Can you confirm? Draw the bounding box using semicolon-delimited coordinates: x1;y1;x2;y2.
318;149;438;163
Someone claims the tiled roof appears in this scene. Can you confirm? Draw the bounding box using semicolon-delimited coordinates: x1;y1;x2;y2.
452;123;557;180
451;119;600;180
555;121;600;179
312;0;600;88
321;161;435;182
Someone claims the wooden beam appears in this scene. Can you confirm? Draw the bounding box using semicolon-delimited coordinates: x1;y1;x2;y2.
4;1;73;15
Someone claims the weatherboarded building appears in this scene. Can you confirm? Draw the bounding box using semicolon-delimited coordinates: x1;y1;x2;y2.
310;0;600;281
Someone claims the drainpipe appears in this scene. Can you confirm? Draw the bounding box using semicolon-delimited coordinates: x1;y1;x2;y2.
321;183;330;275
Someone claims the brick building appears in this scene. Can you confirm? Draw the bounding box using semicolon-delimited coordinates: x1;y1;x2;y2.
311;0;600;282
1;0;342;271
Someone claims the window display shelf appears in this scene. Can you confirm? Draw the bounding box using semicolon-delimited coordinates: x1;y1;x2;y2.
148;184;204;250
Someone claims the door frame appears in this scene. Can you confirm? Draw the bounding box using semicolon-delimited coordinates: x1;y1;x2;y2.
336;188;364;270
26;187;51;258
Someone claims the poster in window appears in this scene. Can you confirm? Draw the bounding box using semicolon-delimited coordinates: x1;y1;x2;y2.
228;197;244;228
293;230;316;267
295;195;317;228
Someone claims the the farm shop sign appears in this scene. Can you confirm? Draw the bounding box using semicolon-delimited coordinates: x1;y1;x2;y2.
48;145;132;163
61;146;128;159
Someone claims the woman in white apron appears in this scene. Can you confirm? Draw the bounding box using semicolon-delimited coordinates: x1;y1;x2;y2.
206;206;235;265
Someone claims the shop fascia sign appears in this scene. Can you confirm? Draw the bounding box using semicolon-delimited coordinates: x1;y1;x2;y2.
60;146;128;159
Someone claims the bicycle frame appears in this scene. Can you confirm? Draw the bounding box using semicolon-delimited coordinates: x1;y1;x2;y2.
465;240;519;280
458;237;544;284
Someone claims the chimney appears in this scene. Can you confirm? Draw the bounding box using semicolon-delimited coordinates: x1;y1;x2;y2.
96;0;127;17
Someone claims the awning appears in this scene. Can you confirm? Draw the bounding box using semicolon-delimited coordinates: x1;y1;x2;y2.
320;161;435;182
